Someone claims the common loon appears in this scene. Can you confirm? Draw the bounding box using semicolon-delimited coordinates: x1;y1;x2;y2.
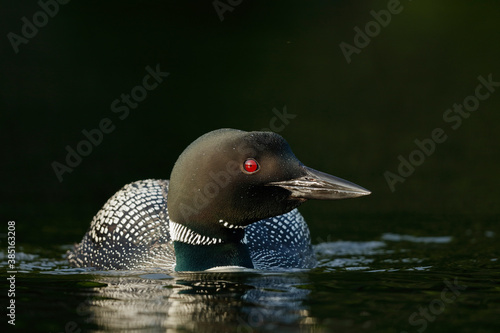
68;129;370;271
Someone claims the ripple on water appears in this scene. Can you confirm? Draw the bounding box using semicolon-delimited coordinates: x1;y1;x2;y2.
381;233;452;243
313;232;453;272
1;234;453;275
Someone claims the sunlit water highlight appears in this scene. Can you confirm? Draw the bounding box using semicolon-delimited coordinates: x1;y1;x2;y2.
1;232;498;332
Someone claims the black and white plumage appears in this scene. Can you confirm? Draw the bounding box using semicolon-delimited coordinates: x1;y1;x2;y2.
68;180;174;270
67;179;315;270
68;129;370;271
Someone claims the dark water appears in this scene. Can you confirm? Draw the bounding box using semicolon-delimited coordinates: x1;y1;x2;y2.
2;0;500;332
2;214;498;332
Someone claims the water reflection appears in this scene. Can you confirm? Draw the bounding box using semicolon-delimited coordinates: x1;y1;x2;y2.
77;271;317;332
1;233;471;332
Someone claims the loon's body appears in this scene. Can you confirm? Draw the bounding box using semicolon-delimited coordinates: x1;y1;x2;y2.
68;129;370;271
68;179;315;270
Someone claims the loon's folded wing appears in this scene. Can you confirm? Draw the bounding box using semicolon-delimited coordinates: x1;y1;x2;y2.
67;179;175;270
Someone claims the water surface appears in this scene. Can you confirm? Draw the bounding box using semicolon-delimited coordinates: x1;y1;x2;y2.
2;217;498;332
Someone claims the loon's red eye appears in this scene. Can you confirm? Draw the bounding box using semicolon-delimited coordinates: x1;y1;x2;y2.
243;158;259;173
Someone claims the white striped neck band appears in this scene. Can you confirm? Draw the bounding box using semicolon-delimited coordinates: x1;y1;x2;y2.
218;219;246;229
169;220;224;246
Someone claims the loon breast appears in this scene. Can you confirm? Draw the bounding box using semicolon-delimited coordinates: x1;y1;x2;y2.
67;179;316;270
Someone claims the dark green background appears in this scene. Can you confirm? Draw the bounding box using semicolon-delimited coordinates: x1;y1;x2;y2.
2;0;499;246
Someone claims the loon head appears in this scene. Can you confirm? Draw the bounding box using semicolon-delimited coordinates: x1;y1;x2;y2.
167;128;370;271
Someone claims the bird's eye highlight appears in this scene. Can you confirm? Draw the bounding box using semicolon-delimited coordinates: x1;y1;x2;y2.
243;158;260;173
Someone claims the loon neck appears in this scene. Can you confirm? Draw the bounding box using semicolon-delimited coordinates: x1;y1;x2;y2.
173;241;253;271
169;220;253;271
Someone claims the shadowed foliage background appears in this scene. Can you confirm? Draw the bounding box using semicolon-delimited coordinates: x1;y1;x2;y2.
1;0;499;246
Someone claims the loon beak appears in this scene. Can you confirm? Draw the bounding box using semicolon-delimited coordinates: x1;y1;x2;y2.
269;165;371;200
